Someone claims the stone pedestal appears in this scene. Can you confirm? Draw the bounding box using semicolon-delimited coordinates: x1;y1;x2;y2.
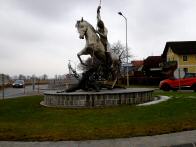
41;88;154;108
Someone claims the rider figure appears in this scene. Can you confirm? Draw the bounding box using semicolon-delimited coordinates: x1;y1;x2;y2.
96;6;108;52
96;6;112;67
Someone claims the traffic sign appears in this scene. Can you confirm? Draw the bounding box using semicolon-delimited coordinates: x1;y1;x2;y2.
174;68;185;79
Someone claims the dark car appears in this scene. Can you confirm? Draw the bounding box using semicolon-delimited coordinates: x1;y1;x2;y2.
12;80;25;88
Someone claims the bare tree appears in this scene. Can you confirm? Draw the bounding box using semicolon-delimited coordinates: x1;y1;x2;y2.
110;41;132;63
40;74;48;80
18;74;26;80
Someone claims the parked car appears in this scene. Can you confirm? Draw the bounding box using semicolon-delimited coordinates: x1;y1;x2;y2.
159;75;196;92
12;80;25;88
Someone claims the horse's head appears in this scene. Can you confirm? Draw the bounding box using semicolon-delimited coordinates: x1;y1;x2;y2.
75;18;87;39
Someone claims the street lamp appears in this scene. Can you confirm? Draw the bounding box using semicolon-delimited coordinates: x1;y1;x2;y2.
118;12;129;87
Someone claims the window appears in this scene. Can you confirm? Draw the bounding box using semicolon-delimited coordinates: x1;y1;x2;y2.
183;55;188;61
184;68;188;73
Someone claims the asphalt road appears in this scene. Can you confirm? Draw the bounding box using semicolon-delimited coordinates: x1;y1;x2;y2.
0;84;48;99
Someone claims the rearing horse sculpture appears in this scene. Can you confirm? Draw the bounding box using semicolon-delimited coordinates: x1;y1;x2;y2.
74;18;121;90
75;18;119;67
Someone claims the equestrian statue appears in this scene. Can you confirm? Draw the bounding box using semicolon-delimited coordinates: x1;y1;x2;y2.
66;6;122;92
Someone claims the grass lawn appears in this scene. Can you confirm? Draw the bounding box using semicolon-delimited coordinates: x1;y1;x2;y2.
0;91;196;141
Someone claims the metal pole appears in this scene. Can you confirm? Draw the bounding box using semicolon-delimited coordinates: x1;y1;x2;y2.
23;79;26;94
38;79;40;94
32;77;35;91
125;17;129;87
178;68;181;90
99;0;102;6
2;74;4;100
118;12;129;87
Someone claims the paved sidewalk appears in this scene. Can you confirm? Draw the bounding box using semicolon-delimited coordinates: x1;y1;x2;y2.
0;130;196;147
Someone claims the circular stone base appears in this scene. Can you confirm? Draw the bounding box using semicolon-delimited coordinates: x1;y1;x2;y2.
42;88;154;108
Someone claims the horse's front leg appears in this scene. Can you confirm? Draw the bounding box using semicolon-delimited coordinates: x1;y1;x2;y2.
77;54;86;66
77;48;88;66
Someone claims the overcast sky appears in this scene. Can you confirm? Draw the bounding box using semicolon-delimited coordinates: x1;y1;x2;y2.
1;0;196;78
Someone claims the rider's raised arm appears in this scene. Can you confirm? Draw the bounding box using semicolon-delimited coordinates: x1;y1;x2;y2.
97;6;101;22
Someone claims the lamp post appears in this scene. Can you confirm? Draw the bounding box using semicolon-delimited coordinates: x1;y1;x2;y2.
118;12;129;87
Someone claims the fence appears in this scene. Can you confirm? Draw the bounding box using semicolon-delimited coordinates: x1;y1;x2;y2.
48;78;78;90
120;76;163;86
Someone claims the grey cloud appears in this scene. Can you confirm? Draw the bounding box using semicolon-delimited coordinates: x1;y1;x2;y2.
9;0;97;21
11;0;74;20
1;0;196;77
126;0;196;51
131;0;191;30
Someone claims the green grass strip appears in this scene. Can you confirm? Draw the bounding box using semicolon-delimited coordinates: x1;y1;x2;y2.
0;91;196;141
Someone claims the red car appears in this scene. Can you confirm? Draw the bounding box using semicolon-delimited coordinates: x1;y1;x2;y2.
159;74;196;91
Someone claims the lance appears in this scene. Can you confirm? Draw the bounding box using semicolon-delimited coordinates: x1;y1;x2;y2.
99;0;102;6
